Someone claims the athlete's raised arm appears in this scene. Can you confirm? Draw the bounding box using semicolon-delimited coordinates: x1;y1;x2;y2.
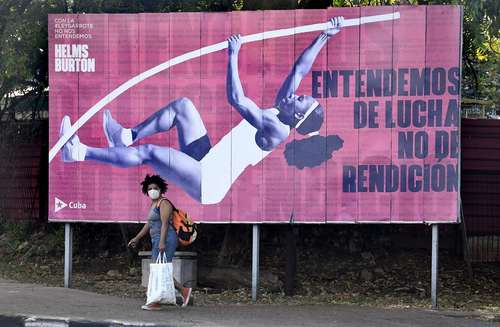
274;16;343;107
226;34;263;130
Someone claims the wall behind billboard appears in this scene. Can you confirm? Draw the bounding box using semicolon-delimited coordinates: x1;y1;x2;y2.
48;6;461;223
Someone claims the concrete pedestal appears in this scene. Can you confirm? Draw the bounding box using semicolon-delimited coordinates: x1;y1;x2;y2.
140;251;197;288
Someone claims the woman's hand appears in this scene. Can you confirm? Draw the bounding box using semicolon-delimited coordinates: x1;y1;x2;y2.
158;243;166;253
127;237;139;248
324;16;344;37
228;34;242;56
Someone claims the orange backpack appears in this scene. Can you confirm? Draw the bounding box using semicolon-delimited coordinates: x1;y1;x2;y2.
160;199;197;247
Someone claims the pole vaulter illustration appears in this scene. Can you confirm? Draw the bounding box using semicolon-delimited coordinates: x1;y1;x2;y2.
56;13;400;205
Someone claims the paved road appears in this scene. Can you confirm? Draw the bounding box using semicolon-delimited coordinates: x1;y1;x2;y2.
0;279;498;327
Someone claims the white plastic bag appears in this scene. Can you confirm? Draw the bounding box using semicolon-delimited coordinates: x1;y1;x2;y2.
146;253;176;305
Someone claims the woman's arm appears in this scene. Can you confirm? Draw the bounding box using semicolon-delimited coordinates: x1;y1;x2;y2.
274;17;343;106
136;222;150;239
128;222;150;247
158;200;173;252
226;34;264;130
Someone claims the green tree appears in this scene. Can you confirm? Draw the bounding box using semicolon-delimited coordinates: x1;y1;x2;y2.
460;0;499;109
299;0;499;110
0;0;62;118
0;0;497;121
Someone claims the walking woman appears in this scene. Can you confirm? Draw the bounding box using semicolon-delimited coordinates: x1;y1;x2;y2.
128;174;192;309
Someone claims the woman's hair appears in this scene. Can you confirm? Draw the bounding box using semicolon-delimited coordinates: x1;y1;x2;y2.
140;174;168;195
284;134;344;169
296;104;324;135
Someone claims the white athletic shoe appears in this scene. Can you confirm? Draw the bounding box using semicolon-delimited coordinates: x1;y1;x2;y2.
103;109;131;147
59;115;87;162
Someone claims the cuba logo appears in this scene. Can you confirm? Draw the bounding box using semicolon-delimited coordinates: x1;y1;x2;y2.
55;197;87;213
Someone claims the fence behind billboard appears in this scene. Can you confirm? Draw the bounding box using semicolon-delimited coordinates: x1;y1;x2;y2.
48;6;461;223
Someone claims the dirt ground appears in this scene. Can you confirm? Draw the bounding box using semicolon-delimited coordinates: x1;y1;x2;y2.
0;228;498;322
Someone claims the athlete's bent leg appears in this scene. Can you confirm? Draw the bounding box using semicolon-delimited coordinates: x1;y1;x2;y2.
104;97;211;158
132;97;209;148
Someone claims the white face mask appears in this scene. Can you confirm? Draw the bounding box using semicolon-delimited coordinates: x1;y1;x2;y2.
148;189;160;200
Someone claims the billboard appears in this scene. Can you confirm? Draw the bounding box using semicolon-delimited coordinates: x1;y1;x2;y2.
48;6;461;223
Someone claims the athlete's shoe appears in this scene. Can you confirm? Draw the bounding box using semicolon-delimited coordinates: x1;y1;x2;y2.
59;116;87;162
103;109;130;147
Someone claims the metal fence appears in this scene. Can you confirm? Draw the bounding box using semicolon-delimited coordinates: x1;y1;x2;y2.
461;118;500;262
0;120;47;221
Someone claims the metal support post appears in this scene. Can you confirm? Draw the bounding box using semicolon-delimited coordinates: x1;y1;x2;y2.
64;223;73;288
431;224;439;309
252;224;260;302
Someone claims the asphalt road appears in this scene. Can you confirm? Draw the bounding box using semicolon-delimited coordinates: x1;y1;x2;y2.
0;279;498;327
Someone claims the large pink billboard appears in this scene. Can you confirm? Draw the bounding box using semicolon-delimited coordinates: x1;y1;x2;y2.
48;6;461;223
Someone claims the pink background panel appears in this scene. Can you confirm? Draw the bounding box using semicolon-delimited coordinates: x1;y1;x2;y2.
326;7;360;223
166;12;203;220
261;10;296;222
136;13;172;216
390;6;426;222
49;14;79;220
230;11;265;223
293;9;327;223
423;6;461;222
48;8;460;223
357;6;394;222
105;14;141;221
200;12;232;222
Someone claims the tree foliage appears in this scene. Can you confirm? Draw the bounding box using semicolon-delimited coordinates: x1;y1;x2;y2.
315;0;498;109
460;0;499;108
0;0;62;117
0;0;497;121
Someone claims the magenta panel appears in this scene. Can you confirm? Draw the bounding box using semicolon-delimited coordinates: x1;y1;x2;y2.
293;9;327;223
167;12;203;220
261;10;296;222
200;12;232;222
48;7;460;224
325;7;360;223
49;14;80;220
105;14;141;222
357;6;394;222
137;13;172;218
390;6;426;222
423;6;461;222
230;11;265;223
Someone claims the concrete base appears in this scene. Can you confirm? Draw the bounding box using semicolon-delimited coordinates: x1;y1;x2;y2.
140;251;197;288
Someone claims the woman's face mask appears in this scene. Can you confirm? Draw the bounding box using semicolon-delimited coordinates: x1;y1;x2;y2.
148;189;160;200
